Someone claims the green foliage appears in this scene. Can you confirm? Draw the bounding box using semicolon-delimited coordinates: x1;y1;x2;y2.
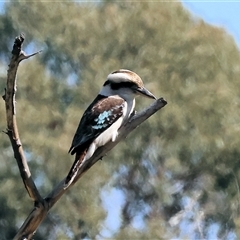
1;1;240;239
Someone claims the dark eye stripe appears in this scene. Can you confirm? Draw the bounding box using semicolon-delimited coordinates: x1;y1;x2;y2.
104;80;137;90
111;82;136;90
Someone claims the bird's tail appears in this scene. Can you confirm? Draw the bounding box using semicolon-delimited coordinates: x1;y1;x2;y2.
65;150;87;187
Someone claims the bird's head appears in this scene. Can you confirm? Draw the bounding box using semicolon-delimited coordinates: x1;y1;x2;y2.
100;69;156;101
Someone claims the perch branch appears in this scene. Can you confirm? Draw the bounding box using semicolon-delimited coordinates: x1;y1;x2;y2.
14;98;167;239
46;97;167;208
5;34;167;239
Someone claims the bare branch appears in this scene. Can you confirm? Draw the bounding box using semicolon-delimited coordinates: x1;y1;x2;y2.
46;98;167;206
13;201;48;240
14;98;167;239
18;50;42;62
4;34;167;239
74;97;167;183
4;34;42;202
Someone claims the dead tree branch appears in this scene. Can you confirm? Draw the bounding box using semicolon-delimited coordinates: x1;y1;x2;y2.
4;34;42;203
4;34;167;240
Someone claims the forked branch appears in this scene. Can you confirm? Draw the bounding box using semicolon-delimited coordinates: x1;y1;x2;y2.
4;34;167;240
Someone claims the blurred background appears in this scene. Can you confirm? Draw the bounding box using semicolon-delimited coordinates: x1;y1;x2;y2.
0;1;240;239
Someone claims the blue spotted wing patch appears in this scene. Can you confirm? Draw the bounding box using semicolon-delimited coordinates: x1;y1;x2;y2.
92;105;123;129
69;95;124;154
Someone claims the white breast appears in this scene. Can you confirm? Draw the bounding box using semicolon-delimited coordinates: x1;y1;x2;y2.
84;99;134;161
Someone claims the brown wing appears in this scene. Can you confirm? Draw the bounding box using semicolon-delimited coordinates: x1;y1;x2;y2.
69;94;125;155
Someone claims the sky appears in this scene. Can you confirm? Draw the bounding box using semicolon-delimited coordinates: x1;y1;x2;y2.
181;1;240;48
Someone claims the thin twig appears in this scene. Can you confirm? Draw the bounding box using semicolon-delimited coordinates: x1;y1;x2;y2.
18;50;43;62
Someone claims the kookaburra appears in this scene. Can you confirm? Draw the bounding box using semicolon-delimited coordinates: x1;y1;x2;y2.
65;69;156;186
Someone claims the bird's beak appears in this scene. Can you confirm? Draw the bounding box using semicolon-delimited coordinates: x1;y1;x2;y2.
136;87;156;100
